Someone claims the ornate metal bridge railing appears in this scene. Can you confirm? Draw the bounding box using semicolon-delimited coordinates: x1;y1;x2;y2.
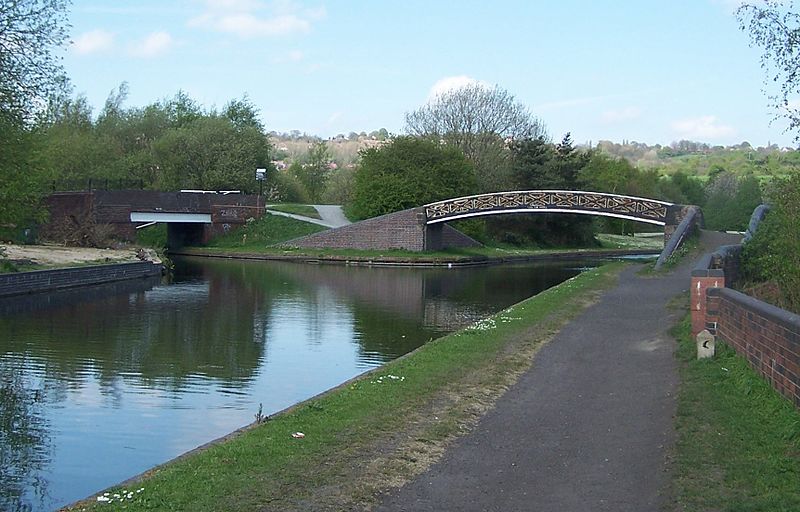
423;190;674;226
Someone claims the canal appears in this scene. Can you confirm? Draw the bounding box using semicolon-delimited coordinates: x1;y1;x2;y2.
1;257;590;511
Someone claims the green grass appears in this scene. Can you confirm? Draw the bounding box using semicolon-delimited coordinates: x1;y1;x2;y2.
135;223;168;249
70;263;623;511
266;203;322;219
595;232;664;251
672;318;800;511
203;213;326;249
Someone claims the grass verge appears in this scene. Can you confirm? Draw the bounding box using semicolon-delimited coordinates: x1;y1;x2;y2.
69;263;624;512
203;213;326;249
671;318;800;511
266;203;322;219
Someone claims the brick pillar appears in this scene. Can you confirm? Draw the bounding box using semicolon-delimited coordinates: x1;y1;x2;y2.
690;270;725;337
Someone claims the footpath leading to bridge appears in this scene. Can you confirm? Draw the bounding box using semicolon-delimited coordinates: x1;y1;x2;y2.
376;230;741;512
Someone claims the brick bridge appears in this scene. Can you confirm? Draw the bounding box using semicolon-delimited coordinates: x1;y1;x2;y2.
287;190;699;253
43;190;263;248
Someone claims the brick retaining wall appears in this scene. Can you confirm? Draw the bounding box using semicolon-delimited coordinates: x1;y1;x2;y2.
0;261;163;297
285;208;481;251
709;287;800;407
692;242;800;408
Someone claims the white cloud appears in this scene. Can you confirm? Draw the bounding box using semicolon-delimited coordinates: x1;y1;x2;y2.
671;115;736;140
601;106;642;123
189;0;325;38
427;76;491;102
72;29;115;55
129;31;174;58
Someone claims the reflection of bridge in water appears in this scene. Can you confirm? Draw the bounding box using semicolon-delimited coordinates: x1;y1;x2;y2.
252;259;581;335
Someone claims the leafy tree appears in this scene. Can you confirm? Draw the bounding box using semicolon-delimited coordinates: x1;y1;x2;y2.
153;115;270;191
737;1;800;140
405;82;546;192
293;140;329;202
0;119;48;239
321;166;356;205
511;134;588;190
579;152;639;194
0;0;70;238
0;0;70;124
224;95;263;132
704;172;763;230
272;165;310;203
488;134;596;246
669;171;706;205
349;136;476;220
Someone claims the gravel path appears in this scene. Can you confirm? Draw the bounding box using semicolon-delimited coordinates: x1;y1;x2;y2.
312;204;351;228
263;205;351;229
376;230;740;512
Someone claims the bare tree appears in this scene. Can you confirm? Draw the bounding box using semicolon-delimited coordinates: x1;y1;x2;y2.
405;83;547;191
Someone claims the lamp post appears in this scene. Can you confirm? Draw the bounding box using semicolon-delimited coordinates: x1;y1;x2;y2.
255;168;266;215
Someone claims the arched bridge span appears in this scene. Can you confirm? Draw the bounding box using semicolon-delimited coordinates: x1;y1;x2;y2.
423;190;675;226
287;190;701;265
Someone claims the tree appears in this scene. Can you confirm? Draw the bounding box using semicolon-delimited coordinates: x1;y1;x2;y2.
704;172;763;230
153;115;271;192
0;0;70;238
349;136;476;220
293;140;330;202
494;134;596;245
737;2;800;140
224;95;263;132
742;174;800;311
0;0;70;124
405;82;547;191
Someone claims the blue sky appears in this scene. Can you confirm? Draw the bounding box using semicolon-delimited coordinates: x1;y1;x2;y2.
63;0;796;147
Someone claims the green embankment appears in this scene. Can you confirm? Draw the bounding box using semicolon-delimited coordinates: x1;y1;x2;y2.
185;211;660;262
72;263;624;511
204;212;326;249
672;319;800;511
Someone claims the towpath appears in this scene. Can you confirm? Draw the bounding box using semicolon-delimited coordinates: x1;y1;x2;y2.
376;230;740;512
262;204;351;229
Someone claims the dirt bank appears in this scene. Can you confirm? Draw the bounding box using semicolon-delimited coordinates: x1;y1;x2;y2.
1;244;140;267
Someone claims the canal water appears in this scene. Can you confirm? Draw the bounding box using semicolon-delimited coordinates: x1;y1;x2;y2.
0;257;588;511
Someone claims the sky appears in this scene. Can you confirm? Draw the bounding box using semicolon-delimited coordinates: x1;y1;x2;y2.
62;0;798;148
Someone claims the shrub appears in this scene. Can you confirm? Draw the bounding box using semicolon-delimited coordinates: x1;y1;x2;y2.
741;174;800;312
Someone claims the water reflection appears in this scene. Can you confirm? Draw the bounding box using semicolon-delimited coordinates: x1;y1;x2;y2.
0;257;583;511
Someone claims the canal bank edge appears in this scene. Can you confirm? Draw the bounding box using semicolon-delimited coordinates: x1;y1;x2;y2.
64;262;625;512
0;261;164;297
169;247;658;268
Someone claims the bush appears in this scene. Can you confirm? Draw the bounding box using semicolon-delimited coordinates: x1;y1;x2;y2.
704;172;762;231
349;136;476;220
741;174;800;312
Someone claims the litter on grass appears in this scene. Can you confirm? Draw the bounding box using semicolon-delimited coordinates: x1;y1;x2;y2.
96;488;144;504
371;374;406;384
